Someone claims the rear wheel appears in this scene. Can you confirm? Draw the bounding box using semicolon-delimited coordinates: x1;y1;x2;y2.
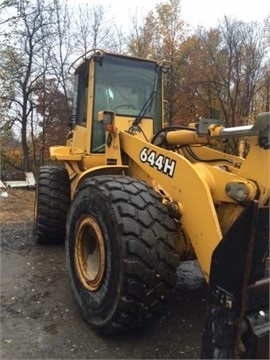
66;175;180;333
34;165;70;245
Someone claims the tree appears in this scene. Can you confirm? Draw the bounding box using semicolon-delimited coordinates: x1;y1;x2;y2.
128;10;156;58
127;3;269;135
0;0;57;172
173;17;269;154
0;0;17;28
49;0;73;102
0;46;17;133
71;3;114;55
32;0;73;168
0;125;23;180
128;0;187;123
34;78;71;166
0;0;127;175
254;13;270;113
192;18;268;127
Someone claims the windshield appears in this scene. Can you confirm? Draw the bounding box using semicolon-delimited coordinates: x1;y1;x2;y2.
91;54;163;152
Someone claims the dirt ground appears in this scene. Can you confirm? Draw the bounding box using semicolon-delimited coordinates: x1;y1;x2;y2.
0;188;208;360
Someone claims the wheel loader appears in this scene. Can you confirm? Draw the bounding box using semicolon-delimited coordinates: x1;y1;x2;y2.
34;49;269;358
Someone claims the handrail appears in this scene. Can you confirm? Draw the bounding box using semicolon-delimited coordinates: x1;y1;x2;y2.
68;48;105;75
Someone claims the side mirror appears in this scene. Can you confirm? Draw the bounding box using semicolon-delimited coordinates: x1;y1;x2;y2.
68;115;76;130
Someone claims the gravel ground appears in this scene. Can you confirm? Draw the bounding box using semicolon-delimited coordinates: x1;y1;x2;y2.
0;189;208;359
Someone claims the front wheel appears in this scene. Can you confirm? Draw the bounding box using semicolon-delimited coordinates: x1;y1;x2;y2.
66;175;180;333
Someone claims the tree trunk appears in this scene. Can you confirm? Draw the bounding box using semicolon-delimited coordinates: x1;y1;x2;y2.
21;113;30;172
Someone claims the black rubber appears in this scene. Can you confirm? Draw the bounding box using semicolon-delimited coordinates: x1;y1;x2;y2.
34;165;70;244
66;175;180;333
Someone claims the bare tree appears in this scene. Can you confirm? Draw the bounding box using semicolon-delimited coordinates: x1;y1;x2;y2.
34;0;73;166
71;3;111;55
1;0;56;171
49;0;73;101
0;0;18;28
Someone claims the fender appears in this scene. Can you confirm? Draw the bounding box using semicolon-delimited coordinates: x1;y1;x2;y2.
72;165;129;197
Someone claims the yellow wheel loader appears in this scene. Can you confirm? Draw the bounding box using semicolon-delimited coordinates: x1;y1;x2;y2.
34;49;269;358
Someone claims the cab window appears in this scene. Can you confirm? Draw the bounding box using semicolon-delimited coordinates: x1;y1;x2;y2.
72;63;89;126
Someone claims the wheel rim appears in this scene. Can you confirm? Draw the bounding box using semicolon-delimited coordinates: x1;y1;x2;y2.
75;215;106;291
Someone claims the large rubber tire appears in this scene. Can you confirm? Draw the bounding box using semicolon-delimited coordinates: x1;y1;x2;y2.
34;165;70;245
66;175;180;333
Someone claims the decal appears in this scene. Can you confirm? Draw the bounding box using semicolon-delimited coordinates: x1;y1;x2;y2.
139;147;176;177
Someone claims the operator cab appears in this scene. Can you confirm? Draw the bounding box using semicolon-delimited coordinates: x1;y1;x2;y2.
70;50;166;153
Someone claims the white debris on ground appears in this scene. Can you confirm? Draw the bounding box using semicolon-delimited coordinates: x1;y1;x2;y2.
1;172;36;192
0;180;8;197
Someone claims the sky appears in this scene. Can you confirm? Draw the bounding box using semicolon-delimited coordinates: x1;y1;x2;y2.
180;0;269;28
78;0;270;29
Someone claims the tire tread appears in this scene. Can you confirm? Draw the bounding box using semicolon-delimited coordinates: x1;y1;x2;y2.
34;165;70;244
78;175;180;332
